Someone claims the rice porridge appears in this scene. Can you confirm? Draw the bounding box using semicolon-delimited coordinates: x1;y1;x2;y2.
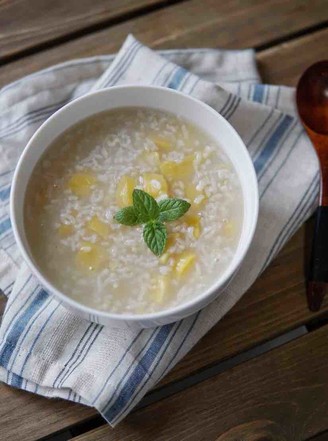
25;108;243;314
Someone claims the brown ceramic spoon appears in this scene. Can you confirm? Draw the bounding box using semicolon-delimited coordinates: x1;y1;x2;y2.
296;60;328;311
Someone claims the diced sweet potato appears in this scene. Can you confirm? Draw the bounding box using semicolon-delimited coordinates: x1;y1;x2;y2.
116;176;136;207
76;242;105;271
86;215;109;239
174;251;196;276
68;173;96;197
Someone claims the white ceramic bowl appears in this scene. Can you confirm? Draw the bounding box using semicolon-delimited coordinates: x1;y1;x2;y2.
10;85;258;329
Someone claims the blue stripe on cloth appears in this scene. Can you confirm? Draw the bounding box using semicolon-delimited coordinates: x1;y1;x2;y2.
260;128;302;198
53;323;96;387
18;303;61;376
101;328;158;412
261;172;319;272
101;41;139;87
253;114;294;175
0;186;10;201
4;239;17;251
159;311;200;381
111;316;198;424
219;93;233;115
251;113;283;159
246;109;274;153
252;84;265;103
3;281;14;295
167;67;188;89
61;326;103;384
257;119;296;181
10;372;23;388
0;169;14;179
225;97;241;121
0;218;11;236
1;276;34;334
92;331;142;405
0;289;49;368
0;98;68;139
8;295;53;371
103;324;173;421
221;95;238;118
151;61;171;85
188;77;200;94
104;41;141;87
1;108;63;140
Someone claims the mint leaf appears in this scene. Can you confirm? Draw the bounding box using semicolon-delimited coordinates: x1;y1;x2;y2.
158;198;191;222
143;221;167;256
133;189;159;223
114;206;141;226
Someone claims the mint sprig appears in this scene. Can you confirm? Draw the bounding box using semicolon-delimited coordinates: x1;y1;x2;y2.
114;189;191;256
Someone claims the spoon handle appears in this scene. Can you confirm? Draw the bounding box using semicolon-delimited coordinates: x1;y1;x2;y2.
307;205;328;310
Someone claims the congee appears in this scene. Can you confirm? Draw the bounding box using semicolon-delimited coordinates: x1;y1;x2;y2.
25;108;243;314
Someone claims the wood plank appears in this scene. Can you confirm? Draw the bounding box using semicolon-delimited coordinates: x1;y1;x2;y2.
0;386;94;441
0;0;172;61
72;325;328;441
1;0;328;88
258;27;328;86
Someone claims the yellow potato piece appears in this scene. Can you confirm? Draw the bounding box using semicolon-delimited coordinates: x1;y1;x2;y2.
185;214;201;239
57;224;74;237
76;242;105;271
138;151;160;167
150;275;169;304
185;183;207;207
116;176;136;207
165;232;181;252
174;251;196;276
223;220;235;237
150;135;172;152
68;173;96;197
159;252;170;265
160;155;195;180
142;173;168;198
86;215;109;239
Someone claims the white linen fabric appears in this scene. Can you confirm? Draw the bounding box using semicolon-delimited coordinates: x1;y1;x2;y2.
0;35;318;426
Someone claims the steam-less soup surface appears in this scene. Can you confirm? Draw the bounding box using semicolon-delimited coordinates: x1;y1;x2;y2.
25;108;242;314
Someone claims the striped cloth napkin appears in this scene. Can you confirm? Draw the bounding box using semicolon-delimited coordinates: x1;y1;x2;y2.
0;35;318;426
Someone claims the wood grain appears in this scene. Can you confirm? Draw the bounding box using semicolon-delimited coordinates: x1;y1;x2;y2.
258;28;328;86
1;0;328;88
0;0;173;61
0;386;94;441
72;325;328;441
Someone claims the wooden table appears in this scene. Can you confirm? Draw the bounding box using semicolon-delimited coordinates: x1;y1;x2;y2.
1;1;328;440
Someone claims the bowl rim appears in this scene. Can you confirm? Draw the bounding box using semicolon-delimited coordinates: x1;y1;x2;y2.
10;85;259;323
